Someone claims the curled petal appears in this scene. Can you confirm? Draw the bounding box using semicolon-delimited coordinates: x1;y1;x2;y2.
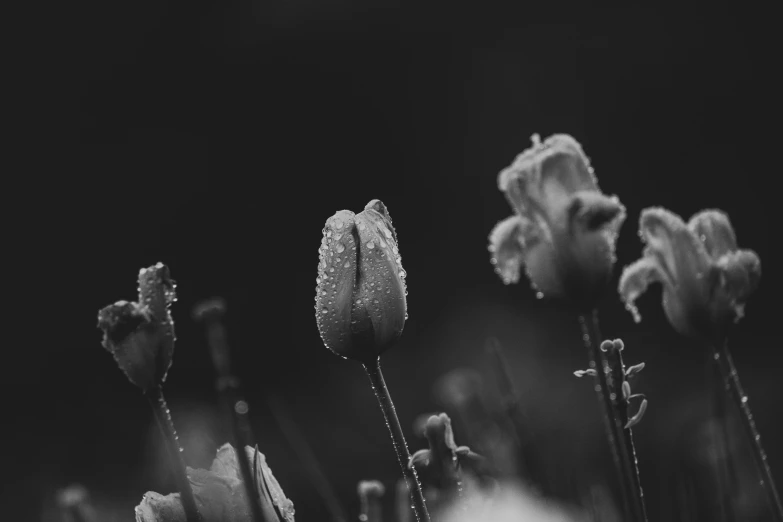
618;257;667;323
409;449;432;469
488;215;530;285
714;249;762;322
688;210;738;260
573;368;598;378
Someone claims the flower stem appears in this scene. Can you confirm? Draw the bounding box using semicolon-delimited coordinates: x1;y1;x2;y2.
267;395;349;522
221;383;269;522
363;357;431;522
579;312;643;522
485;337;551;496
604;338;649;522
144;385;202;522
713;340;783;521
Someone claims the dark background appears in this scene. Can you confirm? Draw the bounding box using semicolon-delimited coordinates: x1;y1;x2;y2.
9;1;782;520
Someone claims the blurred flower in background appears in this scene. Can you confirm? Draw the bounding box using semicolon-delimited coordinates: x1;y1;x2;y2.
490;134;626;308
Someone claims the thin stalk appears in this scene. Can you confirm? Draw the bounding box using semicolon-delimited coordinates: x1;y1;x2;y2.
485;337;550;495
578;312;641;522
362;357;431;522
221;384;269;522
707;348;737;522
144;385;202;522
605;340;648;521
267;395;349;522
714;340;783;521
194;300;266;522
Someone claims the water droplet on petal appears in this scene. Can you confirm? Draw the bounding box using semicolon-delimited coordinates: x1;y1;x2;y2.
336;243;345;253
321;308;328;314
367;241;375;249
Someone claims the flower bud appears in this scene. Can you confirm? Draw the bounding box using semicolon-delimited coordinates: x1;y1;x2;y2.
314;199;408;362
97;263;177;392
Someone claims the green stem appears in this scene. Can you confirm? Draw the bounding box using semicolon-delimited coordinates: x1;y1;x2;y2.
363;358;431;522
144;385;202;522
714;341;783;521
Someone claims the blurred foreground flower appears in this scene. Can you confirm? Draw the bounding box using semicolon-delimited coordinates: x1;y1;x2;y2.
314;199;429;521
97;262;177;392
136;444;294;522
619;207;760;341
315;199;407;363
438;480;582;522
490;134;626;308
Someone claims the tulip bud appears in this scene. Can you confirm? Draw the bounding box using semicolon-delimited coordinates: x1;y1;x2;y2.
97;262;177;392
314;199;408;362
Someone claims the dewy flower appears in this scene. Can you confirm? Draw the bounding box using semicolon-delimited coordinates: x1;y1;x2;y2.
135;443;295;522
618;208;761;341
314;199;408;362
489;134;626;307
97;262;177;392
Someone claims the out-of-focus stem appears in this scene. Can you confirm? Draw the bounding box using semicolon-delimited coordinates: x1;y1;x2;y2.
707;347;737;522
193;299;266;522
485;337;550;494
267;395;349;522
579;312;641;522
363;357;431;522
144;385;202;522
714;340;783;521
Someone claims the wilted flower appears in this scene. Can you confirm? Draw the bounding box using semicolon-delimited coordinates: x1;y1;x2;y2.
618;207;761;341
97;262;177;392
489;134;626;308
314;199;408;362
135;444;295;522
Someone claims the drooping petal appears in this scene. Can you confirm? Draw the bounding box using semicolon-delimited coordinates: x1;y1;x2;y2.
552;191;626;305
488;215;529;285
353;200;407;358
713;249;762;323
97;300;161;392
687;210;738;260
618;257;668;323
315;210;358;358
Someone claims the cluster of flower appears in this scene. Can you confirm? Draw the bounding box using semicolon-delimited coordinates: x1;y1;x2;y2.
81;133;778;522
